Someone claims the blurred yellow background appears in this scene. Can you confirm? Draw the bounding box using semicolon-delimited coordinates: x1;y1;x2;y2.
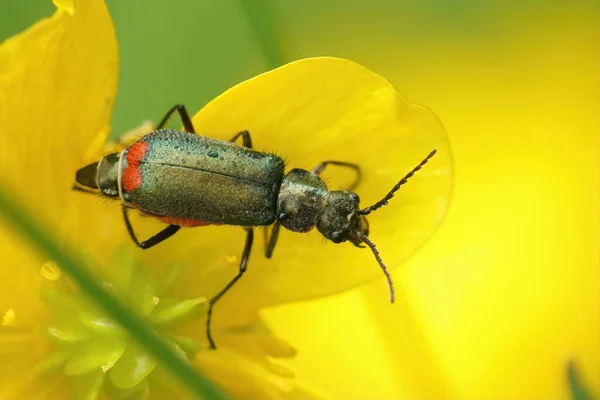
1;1;598;399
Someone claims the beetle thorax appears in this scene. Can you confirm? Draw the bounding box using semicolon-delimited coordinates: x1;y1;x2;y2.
276;169;365;243
97;152;121;198
276;168;327;233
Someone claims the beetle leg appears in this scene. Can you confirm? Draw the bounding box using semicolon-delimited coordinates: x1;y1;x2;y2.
264;222;280;258
156;104;196;133
121;206;180;249
206;228;254;349
229;130;253;149
311;160;362;191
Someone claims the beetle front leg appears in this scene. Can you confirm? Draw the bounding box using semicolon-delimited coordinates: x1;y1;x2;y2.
156;104;196;133
264;222;280;258
122;206;180;249
206;228;254;349
230;130;253;149
311;160;362;191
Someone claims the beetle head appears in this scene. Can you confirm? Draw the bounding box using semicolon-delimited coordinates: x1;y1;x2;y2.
317;191;368;246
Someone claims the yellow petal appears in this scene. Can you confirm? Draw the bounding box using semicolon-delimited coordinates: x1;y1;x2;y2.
0;0;117;221
168;57;451;314
0;0;118;322
195;349;323;400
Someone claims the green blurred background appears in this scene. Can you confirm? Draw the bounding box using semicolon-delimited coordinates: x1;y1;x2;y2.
2;0;593;136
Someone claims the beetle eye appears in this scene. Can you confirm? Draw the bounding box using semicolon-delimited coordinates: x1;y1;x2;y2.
331;231;342;243
349;193;360;204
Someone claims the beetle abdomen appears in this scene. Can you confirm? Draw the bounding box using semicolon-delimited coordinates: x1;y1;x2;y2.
122;129;284;226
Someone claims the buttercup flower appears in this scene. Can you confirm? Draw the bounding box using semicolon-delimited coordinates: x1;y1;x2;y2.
0;0;451;399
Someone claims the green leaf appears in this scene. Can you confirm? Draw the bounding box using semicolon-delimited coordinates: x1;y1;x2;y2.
108;344;157;389
74;369;105;400
149;297;207;326
64;337;126;376
0;188;227;399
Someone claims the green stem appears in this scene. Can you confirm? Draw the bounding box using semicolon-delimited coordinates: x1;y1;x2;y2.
235;0;286;69
568;361;597;400
0;186;227;400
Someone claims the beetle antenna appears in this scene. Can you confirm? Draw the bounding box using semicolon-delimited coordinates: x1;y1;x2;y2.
359;149;437;216
354;230;395;303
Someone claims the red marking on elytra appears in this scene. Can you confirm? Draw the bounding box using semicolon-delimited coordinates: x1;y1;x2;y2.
123;141;149;192
126;141;149;165
157;215;213;228
140;208;214;228
123;167;143;192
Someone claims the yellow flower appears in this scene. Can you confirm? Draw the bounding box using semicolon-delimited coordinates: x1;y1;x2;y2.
0;0;451;399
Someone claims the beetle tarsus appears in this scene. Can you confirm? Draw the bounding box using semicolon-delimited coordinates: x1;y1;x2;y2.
138;224;180;249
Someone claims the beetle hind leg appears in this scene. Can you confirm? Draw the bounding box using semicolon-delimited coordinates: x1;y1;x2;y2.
206;228;254;349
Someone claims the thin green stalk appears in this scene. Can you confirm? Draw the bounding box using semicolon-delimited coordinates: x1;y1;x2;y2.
0;186;227;400
568;361;597;400
235;0;286;69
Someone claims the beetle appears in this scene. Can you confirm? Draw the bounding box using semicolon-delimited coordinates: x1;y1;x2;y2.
74;104;437;349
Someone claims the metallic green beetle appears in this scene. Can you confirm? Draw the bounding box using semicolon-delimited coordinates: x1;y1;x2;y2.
75;104;436;349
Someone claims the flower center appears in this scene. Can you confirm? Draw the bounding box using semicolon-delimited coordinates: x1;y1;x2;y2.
36;248;207;400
